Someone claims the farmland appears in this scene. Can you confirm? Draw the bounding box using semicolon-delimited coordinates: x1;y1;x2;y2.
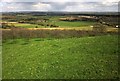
1;12;119;79
12;21;95;28
2;15;96;29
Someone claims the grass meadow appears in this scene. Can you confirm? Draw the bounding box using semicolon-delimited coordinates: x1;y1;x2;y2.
12;21;95;28
14;23;43;28
2;35;119;79
2;14;119;79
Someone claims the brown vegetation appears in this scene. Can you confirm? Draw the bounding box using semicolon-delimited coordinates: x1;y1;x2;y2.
2;27;118;40
59;16;98;21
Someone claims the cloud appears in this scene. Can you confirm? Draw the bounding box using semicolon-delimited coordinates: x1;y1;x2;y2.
1;0;119;2
0;1;118;12
62;2;118;12
32;2;52;11
1;2;36;12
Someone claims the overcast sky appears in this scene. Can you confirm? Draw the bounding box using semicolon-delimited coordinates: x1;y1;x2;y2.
0;0;119;12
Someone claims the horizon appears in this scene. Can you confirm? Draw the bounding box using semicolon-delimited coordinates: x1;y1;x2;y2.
1;10;118;13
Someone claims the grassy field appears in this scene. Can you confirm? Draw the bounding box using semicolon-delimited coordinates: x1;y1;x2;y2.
2;35;118;79
48;16;96;27
4;15;96;28
53;21;95;27
13;23;44;28
11;21;95;28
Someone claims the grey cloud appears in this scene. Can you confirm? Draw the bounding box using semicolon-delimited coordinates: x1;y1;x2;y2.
47;2;69;11
1;2;118;12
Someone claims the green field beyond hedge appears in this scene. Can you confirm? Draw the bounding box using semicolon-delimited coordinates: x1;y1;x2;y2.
13;21;95;28
3;35;118;79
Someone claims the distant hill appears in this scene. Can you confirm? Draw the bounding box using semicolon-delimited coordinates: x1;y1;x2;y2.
2;11;119;16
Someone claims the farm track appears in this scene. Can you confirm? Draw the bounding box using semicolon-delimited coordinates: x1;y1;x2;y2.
28;27;93;30
0;27;92;30
0;27;118;32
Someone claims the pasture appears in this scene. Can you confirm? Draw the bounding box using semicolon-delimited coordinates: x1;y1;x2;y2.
2;35;119;79
14;23;43;28
2;12;119;80
2;15;97;28
7;21;96;28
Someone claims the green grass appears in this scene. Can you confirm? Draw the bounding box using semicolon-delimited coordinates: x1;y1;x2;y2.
14;23;44;28
5;15;96;28
48;16;96;27
53;21;96;27
2;35;118;79
13;21;95;28
0;41;1;79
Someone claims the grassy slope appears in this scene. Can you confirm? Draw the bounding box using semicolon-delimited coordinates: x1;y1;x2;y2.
2;35;118;79
0;40;1;79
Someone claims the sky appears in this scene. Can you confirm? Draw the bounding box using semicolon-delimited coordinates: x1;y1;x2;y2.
0;0;119;12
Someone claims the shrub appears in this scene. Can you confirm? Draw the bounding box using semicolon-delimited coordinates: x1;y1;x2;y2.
2;27;117;40
93;23;107;33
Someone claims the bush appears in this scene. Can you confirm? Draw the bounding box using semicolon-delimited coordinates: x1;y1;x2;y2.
2;23;16;29
2;27;117;40
50;25;59;28
93;23;107;33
